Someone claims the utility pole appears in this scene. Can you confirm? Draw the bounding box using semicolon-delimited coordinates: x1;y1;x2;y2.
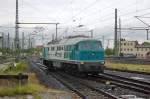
22;32;24;56
31;41;32;49
102;35;105;48
146;29;149;40
114;8;118;56
2;33;4;50
106;39;110;48
90;30;93;38
22;32;24;50
12;42;14;56
4;35;6;49
56;23;59;40
28;36;30;49
118;18;121;56
52;34;54;41
106;39;114;48
135;16;150;40
7;33;10;49
1;32;4;55
15;0;20;60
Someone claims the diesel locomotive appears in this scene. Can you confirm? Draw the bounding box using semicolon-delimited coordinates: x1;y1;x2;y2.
42;35;105;74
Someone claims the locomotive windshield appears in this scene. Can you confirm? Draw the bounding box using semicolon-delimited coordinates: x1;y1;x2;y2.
78;41;102;51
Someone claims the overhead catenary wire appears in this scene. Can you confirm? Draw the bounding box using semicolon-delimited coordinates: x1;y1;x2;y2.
61;7;150;34
61;0;138;26
1;0;150;46
73;0;150;28
60;0;102;25
20;0;58;21
85;7;150;27
140;12;150;16
56;0;74;21
73;1;138;23
19;0;150;31
60;9;150;40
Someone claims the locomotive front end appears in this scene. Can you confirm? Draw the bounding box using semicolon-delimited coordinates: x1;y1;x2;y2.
75;40;105;74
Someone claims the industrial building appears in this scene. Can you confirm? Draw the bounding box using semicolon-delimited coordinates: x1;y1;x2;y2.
120;39;150;58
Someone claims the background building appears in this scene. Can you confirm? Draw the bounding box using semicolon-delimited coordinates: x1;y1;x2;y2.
120;39;150;58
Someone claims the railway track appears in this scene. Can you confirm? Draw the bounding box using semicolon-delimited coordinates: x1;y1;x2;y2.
104;72;150;86
50;72;86;99
33;62;119;99
91;73;150;94
52;72;119;99
105;68;150;75
30;60;149;98
57;72;149;99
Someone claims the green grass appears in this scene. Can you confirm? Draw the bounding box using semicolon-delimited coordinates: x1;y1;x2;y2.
0;61;28;74
105;61;150;73
0;85;38;96
0;61;67;97
0;74;43;97
0;61;43;97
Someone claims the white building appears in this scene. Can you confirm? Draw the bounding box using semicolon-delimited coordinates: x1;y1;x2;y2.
120;39;150;58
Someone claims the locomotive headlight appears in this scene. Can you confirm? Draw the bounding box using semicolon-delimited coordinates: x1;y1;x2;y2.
81;62;84;64
92;53;95;56
101;61;105;64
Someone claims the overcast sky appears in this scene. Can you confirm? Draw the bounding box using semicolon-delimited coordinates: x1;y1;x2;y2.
0;0;150;47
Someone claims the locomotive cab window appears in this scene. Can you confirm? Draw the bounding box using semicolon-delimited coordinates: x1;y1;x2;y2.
77;41;102;51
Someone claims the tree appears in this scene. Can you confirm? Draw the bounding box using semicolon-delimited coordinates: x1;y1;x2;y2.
105;48;114;56
142;42;150;46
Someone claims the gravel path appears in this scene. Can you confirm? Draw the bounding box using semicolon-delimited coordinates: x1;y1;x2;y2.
28;59;79;99
29;60;70;91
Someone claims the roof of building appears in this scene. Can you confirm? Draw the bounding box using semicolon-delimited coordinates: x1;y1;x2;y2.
121;39;150;48
121;39;138;43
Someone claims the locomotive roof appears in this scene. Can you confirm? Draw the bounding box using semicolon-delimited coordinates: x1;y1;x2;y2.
47;36;100;46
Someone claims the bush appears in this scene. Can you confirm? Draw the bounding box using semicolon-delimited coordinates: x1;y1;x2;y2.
105;48;114;56
3;61;28;74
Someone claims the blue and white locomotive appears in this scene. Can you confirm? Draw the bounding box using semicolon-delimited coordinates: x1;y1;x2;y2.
42;35;105;75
